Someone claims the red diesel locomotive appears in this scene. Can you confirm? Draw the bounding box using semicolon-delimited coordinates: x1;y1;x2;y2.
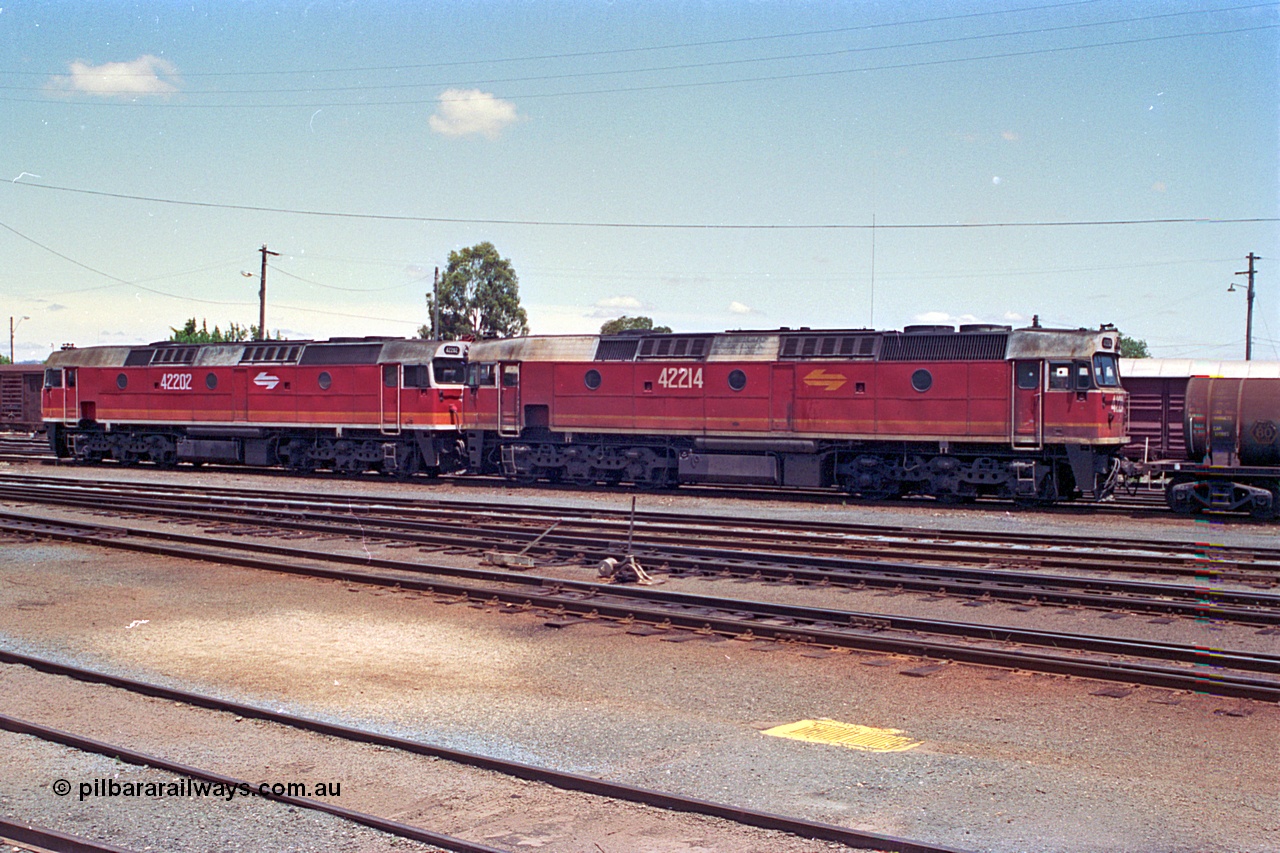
42;337;469;476
461;324;1129;501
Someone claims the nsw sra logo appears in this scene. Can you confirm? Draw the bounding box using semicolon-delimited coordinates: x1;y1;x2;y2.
253;371;281;390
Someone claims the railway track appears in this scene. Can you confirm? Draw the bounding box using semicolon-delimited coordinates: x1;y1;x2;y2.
0;474;1275;628
0;648;968;853
4;472;1275;569
0;443;1220;519
2;507;1277;701
0;432;51;464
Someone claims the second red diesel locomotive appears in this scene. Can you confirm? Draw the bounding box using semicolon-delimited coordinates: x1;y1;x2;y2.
460;323;1129;502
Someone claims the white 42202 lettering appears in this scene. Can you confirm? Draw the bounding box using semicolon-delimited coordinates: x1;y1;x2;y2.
657;367;703;389
159;373;193;391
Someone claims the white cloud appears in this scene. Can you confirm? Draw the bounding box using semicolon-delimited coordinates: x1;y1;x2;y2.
728;301;757;315
912;311;985;327
588;295;646;318
48;55;179;97
429;89;520;139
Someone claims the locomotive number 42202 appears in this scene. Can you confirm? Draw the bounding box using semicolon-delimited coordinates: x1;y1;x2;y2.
159;373;193;391
657;367;704;389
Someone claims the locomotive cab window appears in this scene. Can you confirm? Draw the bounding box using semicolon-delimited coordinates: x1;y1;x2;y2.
1093;353;1120;387
432;358;466;386
1073;361;1093;390
1015;362;1039;390
502;365;519;388
382;364;398;388
466;363;496;388
44;369;62;389
1048;363;1071;390
402;365;429;388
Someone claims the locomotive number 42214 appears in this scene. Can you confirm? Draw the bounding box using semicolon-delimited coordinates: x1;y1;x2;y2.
657;367;704;389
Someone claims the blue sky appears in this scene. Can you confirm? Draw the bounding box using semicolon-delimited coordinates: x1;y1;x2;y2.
2;0;1277;362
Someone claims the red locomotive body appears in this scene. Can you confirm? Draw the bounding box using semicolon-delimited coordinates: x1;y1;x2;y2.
462;325;1129;501
42;337;469;475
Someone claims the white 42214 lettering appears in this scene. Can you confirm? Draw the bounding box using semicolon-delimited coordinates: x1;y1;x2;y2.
657;367;703;389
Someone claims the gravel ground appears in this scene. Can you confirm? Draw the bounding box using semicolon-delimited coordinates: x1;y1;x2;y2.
0;463;1278;852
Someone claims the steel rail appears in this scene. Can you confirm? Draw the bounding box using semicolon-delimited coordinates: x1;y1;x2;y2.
4;472;1276;574
0;712;504;853
6;476;1279;591
2;452;1194;518
0;481;1275;623
0;818;139;853
2;510;1277;701
0;651;971;853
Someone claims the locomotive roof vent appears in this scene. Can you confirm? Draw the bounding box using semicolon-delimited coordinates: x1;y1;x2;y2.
903;325;955;334
780;333;878;359
636;335;711;360
958;324;1013;333
327;336;402;343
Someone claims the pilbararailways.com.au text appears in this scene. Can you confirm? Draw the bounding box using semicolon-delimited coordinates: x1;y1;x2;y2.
53;778;342;801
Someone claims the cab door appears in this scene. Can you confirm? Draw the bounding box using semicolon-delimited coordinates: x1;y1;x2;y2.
231;368;248;422
498;363;520;436
1012;360;1042;449
380;363;401;433
770;364;794;431
65;368;79;423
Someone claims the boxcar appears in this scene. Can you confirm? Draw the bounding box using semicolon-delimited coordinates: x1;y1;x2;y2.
0;364;45;433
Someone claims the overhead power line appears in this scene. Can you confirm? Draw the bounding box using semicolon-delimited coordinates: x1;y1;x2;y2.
0;0;1115;78
5;22;1275;108
8;4;1270;97
8;180;1277;230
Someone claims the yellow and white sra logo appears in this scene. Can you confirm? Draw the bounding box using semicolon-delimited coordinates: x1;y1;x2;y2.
802;368;847;391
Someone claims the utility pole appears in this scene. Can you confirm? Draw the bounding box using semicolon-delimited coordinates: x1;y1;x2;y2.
258;244;279;341
432;266;441;339
1232;252;1259;361
9;315;29;364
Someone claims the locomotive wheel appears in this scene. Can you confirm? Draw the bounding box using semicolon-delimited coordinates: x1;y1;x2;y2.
147;436;177;469
1251;486;1280;520
391;445;419;481
563;458;596;486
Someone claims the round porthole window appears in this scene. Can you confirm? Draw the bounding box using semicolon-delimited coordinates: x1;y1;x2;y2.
116;373;128;390
318;371;333;391
584;369;602;390
728;369;747;391
205;372;218;391
911;369;933;393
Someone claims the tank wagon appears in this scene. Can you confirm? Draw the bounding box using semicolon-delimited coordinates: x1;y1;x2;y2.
461;324;1129;502
0;364;45;433
1162;376;1280;518
42;337;469;476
